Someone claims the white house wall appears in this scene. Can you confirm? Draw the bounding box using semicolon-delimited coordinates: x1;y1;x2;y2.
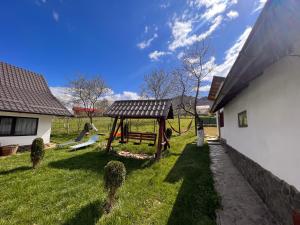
220;55;300;190
0;111;53;146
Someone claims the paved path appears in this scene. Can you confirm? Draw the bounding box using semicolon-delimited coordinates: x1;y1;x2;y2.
209;144;280;225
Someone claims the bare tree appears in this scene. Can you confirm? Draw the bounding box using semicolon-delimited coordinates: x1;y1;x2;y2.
141;69;175;100
174;42;214;135
95;99;111;115
69;75;107;124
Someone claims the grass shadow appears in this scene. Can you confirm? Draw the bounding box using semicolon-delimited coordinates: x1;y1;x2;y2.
49;150;151;175
0;166;32;176
164;143;219;225
62;200;104;225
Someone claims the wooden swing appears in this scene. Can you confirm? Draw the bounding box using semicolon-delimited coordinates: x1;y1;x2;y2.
103;99;174;160
167;119;193;134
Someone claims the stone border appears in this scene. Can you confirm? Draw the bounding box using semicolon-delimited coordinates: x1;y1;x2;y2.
223;143;300;225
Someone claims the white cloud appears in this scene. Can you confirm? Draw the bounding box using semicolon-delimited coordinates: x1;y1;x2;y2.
160;2;170;9
149;50;170;61
188;0;238;21
177;51;185;59
103;90;140;102
166;0;239;51
226;10;239;19
169;15;222;51
50;87;73;110
137;33;158;49
52;10;59;22
51;86;140;106
202;2;227;21
144;26;149;34
204;26;252;81
200;85;211;92
253;0;267;12
35;0;47;6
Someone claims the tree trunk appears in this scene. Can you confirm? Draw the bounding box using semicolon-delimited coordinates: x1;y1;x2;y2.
106;187;116;213
177;113;181;135
194;115;198;136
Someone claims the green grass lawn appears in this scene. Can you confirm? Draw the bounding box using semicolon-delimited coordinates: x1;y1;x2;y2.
0;119;219;225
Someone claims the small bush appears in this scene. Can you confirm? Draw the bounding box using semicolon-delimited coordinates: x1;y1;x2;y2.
103;161;126;212
84;122;92;132
30;138;45;169
166;128;173;139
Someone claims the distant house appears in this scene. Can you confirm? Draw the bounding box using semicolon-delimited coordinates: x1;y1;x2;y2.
72;106;104;117
0;62;72;146
211;0;300;224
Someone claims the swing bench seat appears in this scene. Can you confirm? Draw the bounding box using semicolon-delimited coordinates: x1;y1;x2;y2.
126;132;157;145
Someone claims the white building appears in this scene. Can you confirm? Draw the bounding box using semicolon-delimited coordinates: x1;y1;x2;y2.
211;1;300;224
0;62;72;147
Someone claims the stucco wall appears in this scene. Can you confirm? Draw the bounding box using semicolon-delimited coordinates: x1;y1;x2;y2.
220;55;300;190
0;112;53;146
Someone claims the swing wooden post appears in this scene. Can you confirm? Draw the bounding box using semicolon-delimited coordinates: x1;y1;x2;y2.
106;117;118;152
156;118;164;160
120;118;126;143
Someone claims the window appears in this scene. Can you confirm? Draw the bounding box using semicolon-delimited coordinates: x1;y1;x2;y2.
0;117;13;136
0;116;38;136
238;111;248;127
219;111;224;127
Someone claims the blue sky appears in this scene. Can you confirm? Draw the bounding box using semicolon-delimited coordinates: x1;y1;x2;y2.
0;0;266;101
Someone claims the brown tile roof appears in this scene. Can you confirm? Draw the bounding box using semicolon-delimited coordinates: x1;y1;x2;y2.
0;62;72;116
208;76;225;100
104;99;174;119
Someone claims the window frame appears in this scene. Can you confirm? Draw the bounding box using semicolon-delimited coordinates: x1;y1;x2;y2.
0;116;39;137
238;110;248;128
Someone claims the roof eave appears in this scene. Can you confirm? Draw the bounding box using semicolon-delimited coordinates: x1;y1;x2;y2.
0;109;73;117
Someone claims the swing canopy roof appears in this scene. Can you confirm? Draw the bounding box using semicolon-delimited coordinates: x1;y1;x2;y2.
104;99;174;119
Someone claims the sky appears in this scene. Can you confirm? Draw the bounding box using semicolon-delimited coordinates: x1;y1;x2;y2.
0;0;266;101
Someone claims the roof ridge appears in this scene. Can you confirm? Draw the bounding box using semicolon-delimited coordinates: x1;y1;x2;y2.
0;61;43;77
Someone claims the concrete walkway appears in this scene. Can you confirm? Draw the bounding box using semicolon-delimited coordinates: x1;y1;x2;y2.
209;144;280;225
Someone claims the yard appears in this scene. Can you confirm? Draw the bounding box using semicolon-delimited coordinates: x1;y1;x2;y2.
0;117;219;225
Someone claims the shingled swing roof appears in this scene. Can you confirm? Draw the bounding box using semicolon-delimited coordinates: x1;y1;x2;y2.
104;99;174;119
0;62;72;117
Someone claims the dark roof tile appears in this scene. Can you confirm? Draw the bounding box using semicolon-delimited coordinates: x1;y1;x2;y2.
104;99;174;119
0;62;72;116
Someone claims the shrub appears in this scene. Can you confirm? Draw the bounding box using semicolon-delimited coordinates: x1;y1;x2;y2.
84;122;93;132
30;138;45;169
103;161;126;212
166;128;173;139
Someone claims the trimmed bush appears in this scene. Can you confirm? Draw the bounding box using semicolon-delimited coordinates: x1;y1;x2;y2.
103;161;126;212
84;122;92;132
166;128;173;139
30;138;45;169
